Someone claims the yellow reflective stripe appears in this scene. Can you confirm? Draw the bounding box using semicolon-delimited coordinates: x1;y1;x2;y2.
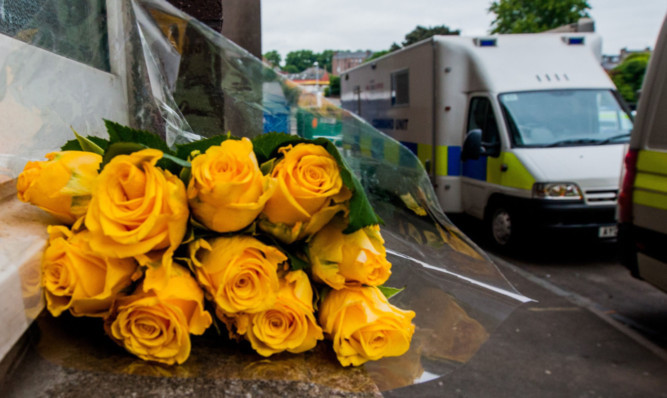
487;152;535;190
360;135;372;157
384;140;400;164
634;149;667;210
637;149;667;175
417;143;432;167
435;145;448;176
634;191;667;211
635;173;667;194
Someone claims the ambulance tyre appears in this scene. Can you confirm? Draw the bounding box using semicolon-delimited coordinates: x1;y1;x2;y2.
486;201;520;250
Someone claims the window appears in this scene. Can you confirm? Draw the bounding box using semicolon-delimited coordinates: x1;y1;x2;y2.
467;97;500;154
499;90;633;147
391;69;409;106
0;0;110;71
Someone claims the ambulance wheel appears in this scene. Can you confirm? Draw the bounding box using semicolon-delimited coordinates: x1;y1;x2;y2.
486;203;519;250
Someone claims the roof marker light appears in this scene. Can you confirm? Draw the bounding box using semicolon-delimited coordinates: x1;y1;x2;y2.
474;38;497;47
564;36;585;45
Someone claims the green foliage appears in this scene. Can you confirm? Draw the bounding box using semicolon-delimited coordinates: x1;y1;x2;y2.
366;25;458;63
402;25;460;47
488;0;591;34
280;49;339;74
283;64;299;74
328;75;340;97
174;134;232;160
284;50;317;73
611;52;650;105
104;120;171;153
61;135;109;152
366;49;392;63
263;50;281;67
316;49;336;73
378;285;405;299
72;129;105;155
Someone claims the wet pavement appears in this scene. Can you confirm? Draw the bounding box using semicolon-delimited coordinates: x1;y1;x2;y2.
387;256;667;397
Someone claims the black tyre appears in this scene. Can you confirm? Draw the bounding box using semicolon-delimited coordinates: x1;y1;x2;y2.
487;203;519;250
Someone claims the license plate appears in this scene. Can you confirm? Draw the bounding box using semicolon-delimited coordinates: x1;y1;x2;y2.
598;225;618;238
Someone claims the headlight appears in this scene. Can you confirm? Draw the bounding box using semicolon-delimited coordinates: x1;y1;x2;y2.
532;182;582;200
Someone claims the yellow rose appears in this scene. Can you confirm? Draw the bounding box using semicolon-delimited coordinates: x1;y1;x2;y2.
309;221;391;290
189;235;286;315
17;151;102;224
187;138;275;233
85;149;188;258
319;286;415;367
41;225;138;317
105;264;212;365
260;144;351;243
235;270;323;356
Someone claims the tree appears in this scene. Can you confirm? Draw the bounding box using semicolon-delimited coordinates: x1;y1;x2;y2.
610;52;650;106
488;0;591;34
284;50;317;73
263;50;281;68
316;50;336;73
402;25;460;47
326;75;340;97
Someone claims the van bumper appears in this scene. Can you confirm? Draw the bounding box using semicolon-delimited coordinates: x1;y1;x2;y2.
516;198;617;238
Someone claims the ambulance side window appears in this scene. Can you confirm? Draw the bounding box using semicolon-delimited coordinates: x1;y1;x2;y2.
467;97;501;156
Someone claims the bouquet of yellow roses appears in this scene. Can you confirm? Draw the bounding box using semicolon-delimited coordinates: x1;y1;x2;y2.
17;120;415;367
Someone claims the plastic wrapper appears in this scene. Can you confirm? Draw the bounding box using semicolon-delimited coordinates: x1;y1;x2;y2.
0;0;530;392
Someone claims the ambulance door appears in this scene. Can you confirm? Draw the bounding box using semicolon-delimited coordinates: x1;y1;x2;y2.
460;95;503;219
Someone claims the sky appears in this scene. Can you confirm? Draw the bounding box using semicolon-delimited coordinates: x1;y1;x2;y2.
261;0;667;59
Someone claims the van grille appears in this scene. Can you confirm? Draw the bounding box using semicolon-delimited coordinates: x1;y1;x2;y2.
584;189;618;205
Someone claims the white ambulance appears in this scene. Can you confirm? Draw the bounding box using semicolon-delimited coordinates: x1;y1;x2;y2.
341;33;633;248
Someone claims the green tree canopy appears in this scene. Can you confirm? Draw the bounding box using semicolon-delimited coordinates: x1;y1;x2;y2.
610;52;650;105
402;25;460;46
326;75;340;97
316;50;336;73
282;49;339;73
488;0;591;34
367;25;458;63
284;50;317;73
263;50;281;68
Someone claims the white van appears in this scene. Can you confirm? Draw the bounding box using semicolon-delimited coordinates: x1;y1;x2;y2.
341;33;633;248
618;16;667;293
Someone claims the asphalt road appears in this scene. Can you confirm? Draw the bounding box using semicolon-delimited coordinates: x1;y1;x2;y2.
386;215;667;397
451;214;667;352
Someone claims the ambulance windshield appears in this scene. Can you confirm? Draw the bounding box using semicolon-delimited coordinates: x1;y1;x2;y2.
499;89;633;147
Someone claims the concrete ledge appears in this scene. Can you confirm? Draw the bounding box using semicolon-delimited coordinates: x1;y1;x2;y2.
0;180;52;364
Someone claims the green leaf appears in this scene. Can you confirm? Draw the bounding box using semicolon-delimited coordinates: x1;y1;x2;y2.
286;251;309;271
158;153;191;176
61;139;82;151
101;142;147;170
174;134;234;160
378;285;405;299
104;119;170;153
61;135;109;152
72;128;105;155
259;158;276;176
251;132;304;163
180;166;192;185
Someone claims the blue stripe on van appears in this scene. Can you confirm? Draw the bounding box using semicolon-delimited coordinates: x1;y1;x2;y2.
462;156;487;181
448;146;462;176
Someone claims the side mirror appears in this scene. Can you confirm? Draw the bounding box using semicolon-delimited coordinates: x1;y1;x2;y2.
462;129;482;161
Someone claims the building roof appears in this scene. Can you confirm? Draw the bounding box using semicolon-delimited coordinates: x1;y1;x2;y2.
333;50;371;60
